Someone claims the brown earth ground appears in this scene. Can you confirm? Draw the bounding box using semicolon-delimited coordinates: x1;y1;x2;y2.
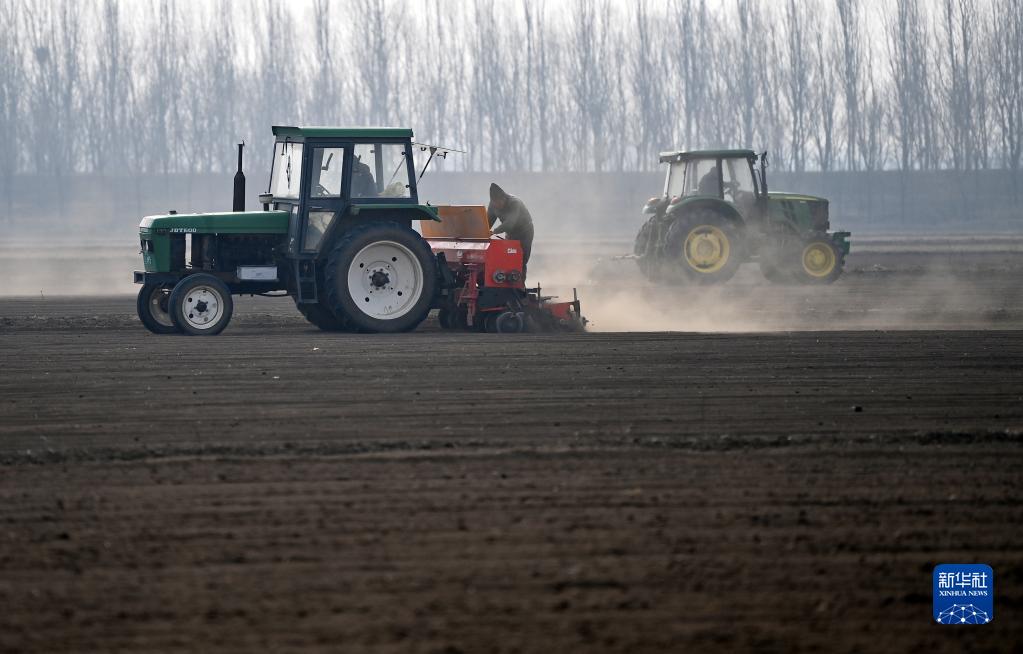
1;246;1022;652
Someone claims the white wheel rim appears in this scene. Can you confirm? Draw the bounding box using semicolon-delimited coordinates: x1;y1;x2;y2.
347;240;424;320
148;286;174;328
180;285;225;330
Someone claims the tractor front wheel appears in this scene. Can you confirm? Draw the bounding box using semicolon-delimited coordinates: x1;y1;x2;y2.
169;274;234;336
137;283;179;334
794;239;845;285
324;222;437;333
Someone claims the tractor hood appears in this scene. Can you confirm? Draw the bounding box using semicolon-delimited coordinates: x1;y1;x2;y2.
139;210;290;235
767;191;827;204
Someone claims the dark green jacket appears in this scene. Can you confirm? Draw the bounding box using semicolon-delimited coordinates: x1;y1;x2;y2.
487;195;535;250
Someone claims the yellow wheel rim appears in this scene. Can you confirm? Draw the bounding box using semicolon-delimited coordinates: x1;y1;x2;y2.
802;242;837;278
683;225;730;273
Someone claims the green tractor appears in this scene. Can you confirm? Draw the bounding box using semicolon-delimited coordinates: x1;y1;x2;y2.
633;150;850;284
135;126;444;335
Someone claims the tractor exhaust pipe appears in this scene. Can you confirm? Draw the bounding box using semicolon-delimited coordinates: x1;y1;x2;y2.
233;142;245;212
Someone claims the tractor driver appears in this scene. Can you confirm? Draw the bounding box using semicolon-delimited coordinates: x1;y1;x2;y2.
487;183;535;268
697;164;720;196
351;154;377;197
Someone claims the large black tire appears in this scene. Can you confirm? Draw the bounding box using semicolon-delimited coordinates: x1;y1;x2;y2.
664;208;744;285
633;219;658;281
323;222;437;333
169;273;234;336
794;238;845;285
296;301;353;332
633;218;655;256
137;283;179;334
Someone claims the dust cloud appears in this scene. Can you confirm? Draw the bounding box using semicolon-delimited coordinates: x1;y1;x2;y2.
529;241;1023;332
0;243;139;297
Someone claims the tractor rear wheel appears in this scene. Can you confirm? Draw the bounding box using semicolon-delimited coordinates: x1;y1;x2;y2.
296;301;353;332
137;283;179;334
634;220;658;282
323;222;437;333
665;208;743;284
168;274;233;336
794;239;845;285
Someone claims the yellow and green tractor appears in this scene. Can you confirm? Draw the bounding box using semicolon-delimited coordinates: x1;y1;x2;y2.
633;150;850;284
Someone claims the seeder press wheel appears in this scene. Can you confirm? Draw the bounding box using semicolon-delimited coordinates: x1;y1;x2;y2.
485;311;526;333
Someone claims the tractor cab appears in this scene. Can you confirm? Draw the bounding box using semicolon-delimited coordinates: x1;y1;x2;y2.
659;149;764;220
264;126;424;258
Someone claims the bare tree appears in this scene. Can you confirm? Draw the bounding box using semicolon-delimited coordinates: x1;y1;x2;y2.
970;0;993;171
939;0;979;171
782;0;811;172
248;0;299;144
141;0;184;173
630;0;671;170
810;22;837;172
726;0;769;152
0;0;24;219
353;0;403;126
858;56;887;171
309;0;343;128
990;0;1023;175
886;0;930;171
79;0;132;174
834;0;863;171
531;0;556;171
21;0;83;218
668;0;712;150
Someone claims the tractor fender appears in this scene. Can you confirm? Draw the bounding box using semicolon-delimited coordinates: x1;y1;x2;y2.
348;204;440;222
665;197;745;228
321;205;440;256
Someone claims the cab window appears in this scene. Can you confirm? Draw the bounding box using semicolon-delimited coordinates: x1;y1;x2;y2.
309;147;345;197
270;142;303;199
723;158;755;197
684;159;720;197
665;163;685;198
352;143;411;199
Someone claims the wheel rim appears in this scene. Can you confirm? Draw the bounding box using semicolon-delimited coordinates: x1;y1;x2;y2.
683;224;730;273
147;286;174;328
180;285;225;330
346;240;424;320
802;242;836;277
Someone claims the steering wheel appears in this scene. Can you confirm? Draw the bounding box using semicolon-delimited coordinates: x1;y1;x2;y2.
313;182;331;197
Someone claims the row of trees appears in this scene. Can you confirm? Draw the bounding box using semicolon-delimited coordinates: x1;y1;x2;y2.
1;0;1022;186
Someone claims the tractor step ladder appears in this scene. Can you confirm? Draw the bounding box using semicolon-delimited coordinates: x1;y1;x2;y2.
295;259;318;303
